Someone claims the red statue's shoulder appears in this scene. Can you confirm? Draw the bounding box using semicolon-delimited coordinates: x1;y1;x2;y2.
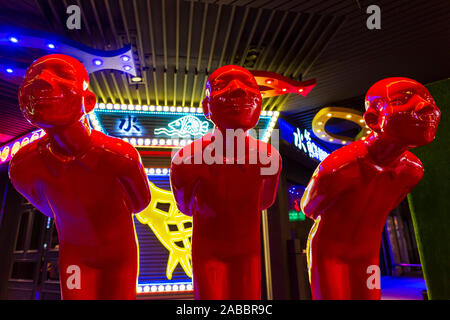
397;151;424;184
317;140;367;177
9;139;42;182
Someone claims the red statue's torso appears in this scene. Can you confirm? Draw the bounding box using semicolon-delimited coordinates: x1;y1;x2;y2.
301;77;440;300
9;130;150;299
303;139;424;299
171;133;281;299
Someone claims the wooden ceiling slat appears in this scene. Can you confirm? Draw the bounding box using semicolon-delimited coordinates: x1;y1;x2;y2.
254;11;289;70
217;5;237;67
190;2;210;108
145;0;159;105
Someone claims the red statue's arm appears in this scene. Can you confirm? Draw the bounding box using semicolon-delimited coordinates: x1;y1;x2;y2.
8;142;53;217
259;143;282;211
301;154;350;220
170;144;198;217
116;142;151;214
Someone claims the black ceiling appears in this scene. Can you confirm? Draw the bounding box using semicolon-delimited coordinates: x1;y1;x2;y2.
0;0;449;144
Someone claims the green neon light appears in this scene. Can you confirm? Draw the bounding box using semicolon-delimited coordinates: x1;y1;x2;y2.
289;210;305;222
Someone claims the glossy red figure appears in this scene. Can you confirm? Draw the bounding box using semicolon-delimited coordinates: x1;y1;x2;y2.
9;54;151;300
170;65;281;300
301;77;441;300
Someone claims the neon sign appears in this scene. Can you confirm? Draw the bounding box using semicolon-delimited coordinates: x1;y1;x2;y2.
155;115;209;138
117;115;142;134
293;127;329;162
135;182;193;280
0;130;45;164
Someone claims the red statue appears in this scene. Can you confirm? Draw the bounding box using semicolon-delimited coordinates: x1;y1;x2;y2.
9;54;151;299
301;77;441;299
170;65;282;299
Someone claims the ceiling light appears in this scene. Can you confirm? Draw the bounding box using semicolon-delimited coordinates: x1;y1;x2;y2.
121;55;130;62
123;65;132;71
131;76;142;82
47;43;55;49
9;37;18;43
93;59;103;66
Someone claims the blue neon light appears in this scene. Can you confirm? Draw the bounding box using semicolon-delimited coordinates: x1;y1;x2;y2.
155;115;209;138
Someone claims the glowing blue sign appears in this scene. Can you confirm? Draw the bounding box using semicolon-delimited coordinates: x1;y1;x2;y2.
118;115;142;134
279;118;330;162
293;128;329;161
155;115;209;138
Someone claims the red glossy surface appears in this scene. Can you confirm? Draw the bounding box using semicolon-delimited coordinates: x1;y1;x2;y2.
9;54;151;300
301;77;441;300
250;70;316;98
170;65;281;300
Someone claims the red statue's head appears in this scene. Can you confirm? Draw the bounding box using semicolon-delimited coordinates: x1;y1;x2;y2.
364;77;441;147
18;54;96;129
202;65;262;131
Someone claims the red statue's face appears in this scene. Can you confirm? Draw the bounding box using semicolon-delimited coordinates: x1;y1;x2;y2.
364;77;441;147
18;54;96;128
203;65;262;130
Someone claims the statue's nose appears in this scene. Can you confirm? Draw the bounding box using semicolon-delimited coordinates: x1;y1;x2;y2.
229;80;247;98
31;70;53;92
415;99;440;120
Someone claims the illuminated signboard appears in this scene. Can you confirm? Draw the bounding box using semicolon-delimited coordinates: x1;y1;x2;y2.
279;118;330;162
135;174;193;294
155;115;209;138
0;129;45;164
91;105;277;145
293;128;329;162
288;183;306;222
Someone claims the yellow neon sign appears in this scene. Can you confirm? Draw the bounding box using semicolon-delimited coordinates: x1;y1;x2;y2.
135;182;193;280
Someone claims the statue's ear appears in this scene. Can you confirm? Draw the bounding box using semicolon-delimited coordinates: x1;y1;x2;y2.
84;90;97;113
202;98;210;120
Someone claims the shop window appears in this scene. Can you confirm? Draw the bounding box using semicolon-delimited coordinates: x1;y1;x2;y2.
45;261;59;281
50;224;59;249
29;213;45;250
10;261;35;280
15;212;29;251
